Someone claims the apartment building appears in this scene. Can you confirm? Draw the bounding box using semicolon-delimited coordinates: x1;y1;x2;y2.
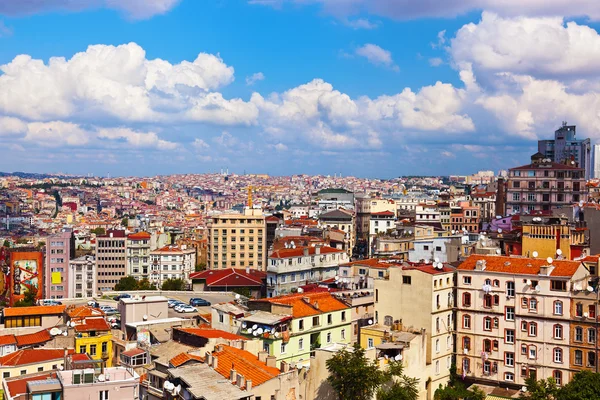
538;123;592;180
67;255;96;298
46;228;75;299
450;201;480;233
127;231;151;281
373;263;455;396
207;208;266;271
456;254;588;388
149;245;196;288
95;230;126;293
369;211;396;256
506;153;588;215
318;209;355;256
266;245;348;297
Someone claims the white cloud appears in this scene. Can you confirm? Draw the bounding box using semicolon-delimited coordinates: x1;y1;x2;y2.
24;121;91;147
344;18;379;29
0;0;180;20
0;116;26;136
246;72;265;86
192;138;209;150
355;44;399;71
429;57;443;67
97;127;178;150
431;30;446;48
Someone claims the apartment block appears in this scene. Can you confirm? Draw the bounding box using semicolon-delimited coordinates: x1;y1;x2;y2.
95;230;126;292
538;123;592;180
208;208;267;271
127;231;151;281
46;228;74;299
149;245;196;287
67;255;96;298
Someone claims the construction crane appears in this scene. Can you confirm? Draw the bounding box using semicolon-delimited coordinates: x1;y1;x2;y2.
247;186;253;208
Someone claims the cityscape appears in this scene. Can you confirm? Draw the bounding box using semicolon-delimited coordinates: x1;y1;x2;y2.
2;1;600;400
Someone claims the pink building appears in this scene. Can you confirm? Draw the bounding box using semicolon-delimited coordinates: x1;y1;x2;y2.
45;228;74;299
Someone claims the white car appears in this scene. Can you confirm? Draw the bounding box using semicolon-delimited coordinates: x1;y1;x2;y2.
87;300;98;306
178;305;197;313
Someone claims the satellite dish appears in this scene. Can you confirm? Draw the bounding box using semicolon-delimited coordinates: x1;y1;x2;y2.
424;259;430;264
235;294;241;300
579;200;584;207
241;322;247;328
547;257;553;264
274;332;280;338
256;328;263;335
62;331;68;336
587;286;595;293
434;257;440;263
97;374;105;382
534;285;541;292
451;230;455;234
143;315;148;321
368;319;373;325
496;249;501;255
253;331;259;336
175;385;181;395
335;276;339;281
394;354;402;361
50;328;60;336
297;288;304;293
498;228;502;233
526;279;532;286
532;251;538;258
584;312;589;318
556;249;563;256
522;386;527;392
252;324;258;330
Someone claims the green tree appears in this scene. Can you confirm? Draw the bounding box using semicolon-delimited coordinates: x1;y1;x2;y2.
520;375;559;400
557;370;600;400
434;364;485;400
121;217;129;227
161;278;186;291
232;287;251;298
91;227;106;235
114;276;139;291
195;262;206;272
376;360;419;400
137;278;156;291
3;240;10;247
14;289;37;307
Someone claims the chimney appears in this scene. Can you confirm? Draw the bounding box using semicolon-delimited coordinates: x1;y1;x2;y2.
495;177;505;217
204;351;212;365
236;374;246;389
539;265;554;276
258;351;268;363
246;379;252;391
303;247;309;257
212;355;218;369
230;368;237;382
246;266;250;274
266;355;277;368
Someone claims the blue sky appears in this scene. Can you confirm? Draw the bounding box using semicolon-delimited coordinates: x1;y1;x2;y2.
1;0;600;177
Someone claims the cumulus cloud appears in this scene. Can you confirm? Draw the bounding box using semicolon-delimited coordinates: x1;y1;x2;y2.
429;57;443;67
246;72;265;86
355;44;399;71
0;0;180;20
343;18;379;29
97;127;178;150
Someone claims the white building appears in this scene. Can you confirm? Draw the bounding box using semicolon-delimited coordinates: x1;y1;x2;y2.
68;255;96;298
150;245;196;288
592;144;600;179
126;231;151;281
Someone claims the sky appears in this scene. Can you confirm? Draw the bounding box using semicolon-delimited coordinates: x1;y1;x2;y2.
1;1;600;178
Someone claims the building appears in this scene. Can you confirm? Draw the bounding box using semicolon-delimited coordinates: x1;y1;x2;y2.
95;230;127;293
0;349;75;379
45;228;75;300
240;292;352;367
190;268;266;298
207;208;267;270
592;144;600;179
67;255;96;298
456;254;588;387
538;123;592;180
314;188;354;211
506;153;588;215
149;245;196;288
2;305;66;329
126;231;151;281
266;245;348;297
409;235;463;263
369;211;396;256
72;316;113;367
373;263;455;396
520;219;588;260
118;296;169;329
318;209;355;256
450;201;480;233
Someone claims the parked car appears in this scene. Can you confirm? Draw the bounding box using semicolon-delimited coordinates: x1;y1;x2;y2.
114;294;131;301
87;300;98;307
39;299;62;306
168;299;183;308
189;298;211;307
177;305;197;313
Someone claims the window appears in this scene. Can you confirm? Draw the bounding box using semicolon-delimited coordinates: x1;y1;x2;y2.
506;281;515;297
529;322;537;337
493;295;500;306
462;292;471;307
99;390;109;400
576;303;584;317
102;342;107;353
463;276;472;285
436;360;440;375
327;314;333;325
484;317;492;331
483;360;491;375
521;297;529;309
529;298;537;312
299;319;304;331
298;338;304;350
219;313;224;324
553;370;562;386
551;280;567;291
79;345;86;354
483;339;491;353
90;344;97;356
20;370;26;375
521;321;528;331
463;315;471;329
589;351;597;367
575;350;583;365
483;294;492;308
589;305;596;318
588;328;596;343
554;301;563;315
575;327;583;342
312;316;320;327
402;276;412;285
506;329;515;344
554;348;563;363
505;352;514;367
505;372;514;382
493;318;499;329
493;279;500;287
368;338;374;348
462;358;470;373
506;307;515;321
529;346;537;360
341;329;346;340
462;336;471;350
436;339;440;353
281;342;287;354
554;324;563;339
326;332;331;343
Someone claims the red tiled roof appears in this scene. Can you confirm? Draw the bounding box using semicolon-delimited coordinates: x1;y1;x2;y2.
15;330;52;347
176;327;247;341
189;268;266;287
169;352;204;367
74;317;111;332
213;345;280;387
0;349;74;366
5;372;57;398
122;348;147;357
401;263;454;275
255;292;349;318
0;335;17;346
284;219;318;226
71;353;92;362
3;305;66;317
458;255;582;277
371;211;395;217
128;231;151;240
269;246;343;259
581;255;600;263
510;162;581;171
66;305;105;319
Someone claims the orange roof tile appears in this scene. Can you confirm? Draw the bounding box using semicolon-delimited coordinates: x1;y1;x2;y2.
169;352;204;367
176;327;247;341
122;348;146;357
213;345;280;387
269;246;343;259
74;317;111;332
256;292;349;318
0;335;17;346
128;231;151;240
66;305;105;319
3;305;66;317
0;349;74;366
15;330;52;347
458;255;582;277
581;255;600;263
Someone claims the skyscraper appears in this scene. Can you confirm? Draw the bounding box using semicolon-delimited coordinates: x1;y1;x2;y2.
591;144;600;179
538;123;592;179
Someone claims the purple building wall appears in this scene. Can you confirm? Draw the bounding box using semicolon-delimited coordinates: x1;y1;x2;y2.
45;229;73;299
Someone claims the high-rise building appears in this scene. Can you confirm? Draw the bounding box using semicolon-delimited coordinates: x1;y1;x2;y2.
95;230;126;292
591;144;600;179
505;153;588;215
45;228;75;299
68;255;96;298
126;231;151;281
207;208;266;271
538;123;592;179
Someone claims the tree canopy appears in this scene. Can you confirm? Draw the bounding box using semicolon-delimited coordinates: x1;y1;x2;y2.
557;370;600;400
114;276;157;291
161;278;186;291
14;289;37;307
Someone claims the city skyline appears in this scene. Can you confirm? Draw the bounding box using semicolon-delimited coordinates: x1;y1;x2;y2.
1;1;600;177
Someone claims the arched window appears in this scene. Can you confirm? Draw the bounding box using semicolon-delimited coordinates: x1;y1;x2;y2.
493;317;499;329
554;324;563;339
447;292;453;307
529;322;538;337
493;340;499;350
553;348;563;363
483;339;492;352
463;336;471;350
493;295;500;306
463;314;471;329
483;294;492;308
528;345;537;360
554;300;563;315
521;297;529;309
576;303;583;317
462;357;470;373
553;370;562;385
483;317;492;331
575;326;583;342
485;279;491;286
493;279;500;287
463;292;472;307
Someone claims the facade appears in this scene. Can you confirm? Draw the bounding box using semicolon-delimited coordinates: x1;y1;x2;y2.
318;209;355;256
67;255;96;298
73;316;113;367
207;208;267;270
506;153;588;216
267;246;348;297
456;254;588;387
118;296;169;327
95;230;127;293
149;245;196;288
0;349;75;380
126;231;151;281
191;268;266;298
409;236;463;263
369;211;396;256
373;263;455;396
592;144;600;179
45;228;74;299
450;201;480;233
314;188;354;211
538;123;592;180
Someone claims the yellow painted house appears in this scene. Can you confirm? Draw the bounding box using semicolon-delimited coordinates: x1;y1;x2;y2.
73;316;113;367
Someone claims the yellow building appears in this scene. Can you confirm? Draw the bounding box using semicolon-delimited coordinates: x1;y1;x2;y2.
521;222;587;260
73;317;113;367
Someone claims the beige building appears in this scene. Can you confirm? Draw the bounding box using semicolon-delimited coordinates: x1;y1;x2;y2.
373;263;455;398
0;349;74;380
208;208;267;270
117;296;169;328
95;230;127;293
149;245;196;287
127;231;152;281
